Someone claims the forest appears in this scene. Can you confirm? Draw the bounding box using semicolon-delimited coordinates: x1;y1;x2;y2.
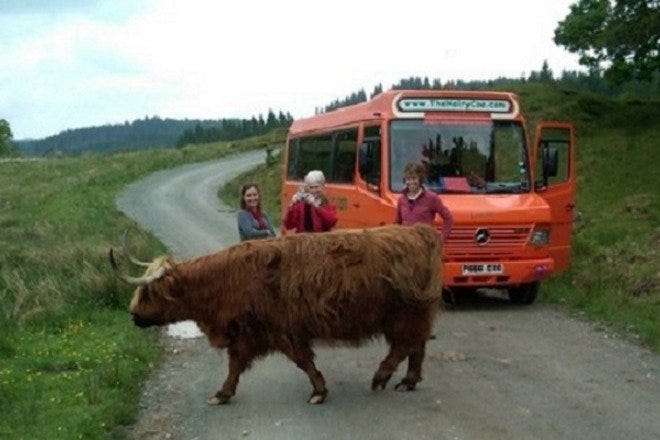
15;110;293;156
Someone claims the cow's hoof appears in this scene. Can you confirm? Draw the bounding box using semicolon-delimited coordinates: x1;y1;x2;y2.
394;379;417;392
308;389;328;404
206;392;232;405
371;372;392;391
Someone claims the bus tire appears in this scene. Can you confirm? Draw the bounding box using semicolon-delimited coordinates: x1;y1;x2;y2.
508;281;539;305
442;287;477;307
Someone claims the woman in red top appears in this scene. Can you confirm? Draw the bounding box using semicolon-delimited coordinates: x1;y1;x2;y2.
283;170;337;233
395;162;453;241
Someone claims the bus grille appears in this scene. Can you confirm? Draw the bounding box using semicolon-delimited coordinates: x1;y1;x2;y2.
443;225;531;260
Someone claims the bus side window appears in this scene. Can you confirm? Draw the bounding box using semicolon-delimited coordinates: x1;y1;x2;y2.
332;129;358;183
359;140;380;188
286;138;301;179
359;126;381;188
299;134;333;179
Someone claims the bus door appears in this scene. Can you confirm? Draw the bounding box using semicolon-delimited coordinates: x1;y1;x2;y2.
534;121;576;270
354;131;394;227
330;127;391;228
325;129;363;228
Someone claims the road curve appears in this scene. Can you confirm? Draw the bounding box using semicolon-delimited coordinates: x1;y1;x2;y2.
116;149;267;257
116;150;659;440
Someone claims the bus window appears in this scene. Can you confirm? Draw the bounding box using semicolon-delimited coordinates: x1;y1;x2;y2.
298;134;333;180
358;125;381;187
332;129;358;183
389;120;528;193
493;124;527;184
286;138;301;179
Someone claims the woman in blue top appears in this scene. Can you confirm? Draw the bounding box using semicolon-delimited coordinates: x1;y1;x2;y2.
236;183;276;241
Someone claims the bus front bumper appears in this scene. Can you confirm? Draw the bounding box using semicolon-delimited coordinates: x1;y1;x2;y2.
442;257;555;287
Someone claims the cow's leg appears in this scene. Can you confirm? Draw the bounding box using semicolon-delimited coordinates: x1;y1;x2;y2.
206;346;254;405
394;341;426;391
280;343;327;404
207;331;269;406
371;343;410;391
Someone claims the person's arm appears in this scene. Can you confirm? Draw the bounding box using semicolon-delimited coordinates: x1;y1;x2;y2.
394;197;403;224
283;201;299;231
435;199;453;240
263;212;276;236
237;211;271;240
314;203;337;230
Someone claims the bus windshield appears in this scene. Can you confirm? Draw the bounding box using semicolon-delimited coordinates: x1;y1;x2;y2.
389;120;530;194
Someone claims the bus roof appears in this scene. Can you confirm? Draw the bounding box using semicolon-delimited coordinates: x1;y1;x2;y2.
289;89;521;136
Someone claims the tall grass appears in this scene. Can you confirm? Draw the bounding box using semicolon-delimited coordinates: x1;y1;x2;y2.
0;130;285;439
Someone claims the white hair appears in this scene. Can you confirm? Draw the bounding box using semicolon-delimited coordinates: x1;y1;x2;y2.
304;170;325;185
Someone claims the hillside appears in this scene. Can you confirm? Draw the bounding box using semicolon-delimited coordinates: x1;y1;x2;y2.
15;114;291;156
16;116;216;156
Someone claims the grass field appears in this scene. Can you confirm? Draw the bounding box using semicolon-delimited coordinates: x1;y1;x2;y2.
0;130;285;439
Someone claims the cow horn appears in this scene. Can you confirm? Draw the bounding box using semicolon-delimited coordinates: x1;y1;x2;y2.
109;248;166;285
121;230;151;267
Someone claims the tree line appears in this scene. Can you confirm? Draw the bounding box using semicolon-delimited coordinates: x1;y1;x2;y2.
17;116;215;156
175;110;293;147
0;119;19;156
320;61;659;113
14;111;292;156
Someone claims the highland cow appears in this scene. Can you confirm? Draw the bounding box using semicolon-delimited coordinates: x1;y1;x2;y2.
109;224;441;405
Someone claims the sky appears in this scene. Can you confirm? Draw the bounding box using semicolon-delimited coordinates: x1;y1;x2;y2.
0;0;584;140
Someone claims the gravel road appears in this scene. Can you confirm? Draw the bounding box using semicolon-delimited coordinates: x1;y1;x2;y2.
116;150;659;440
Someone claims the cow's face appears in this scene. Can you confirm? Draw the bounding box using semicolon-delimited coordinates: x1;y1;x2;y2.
109;248;183;327
128;256;180;327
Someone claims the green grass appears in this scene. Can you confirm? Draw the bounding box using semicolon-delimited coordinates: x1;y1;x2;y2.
0;129;286;439
541;124;659;349
1;312;158;439
219;87;660;351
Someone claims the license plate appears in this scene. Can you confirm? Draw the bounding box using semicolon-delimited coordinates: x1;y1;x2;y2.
462;263;504;275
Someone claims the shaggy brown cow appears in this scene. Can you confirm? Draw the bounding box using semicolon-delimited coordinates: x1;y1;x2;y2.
109;224;441;405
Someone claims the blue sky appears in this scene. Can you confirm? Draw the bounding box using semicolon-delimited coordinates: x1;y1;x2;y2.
0;0;583;140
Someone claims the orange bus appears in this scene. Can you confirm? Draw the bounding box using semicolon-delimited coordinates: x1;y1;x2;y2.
281;89;575;304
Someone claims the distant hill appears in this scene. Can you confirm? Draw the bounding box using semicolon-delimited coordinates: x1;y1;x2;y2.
16;116;235;156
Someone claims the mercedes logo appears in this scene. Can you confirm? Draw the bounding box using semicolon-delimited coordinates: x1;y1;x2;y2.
474;228;490;245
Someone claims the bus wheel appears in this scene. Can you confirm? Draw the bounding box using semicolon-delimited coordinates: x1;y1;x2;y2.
441;288;455;307
442;287;477;306
508;282;539;305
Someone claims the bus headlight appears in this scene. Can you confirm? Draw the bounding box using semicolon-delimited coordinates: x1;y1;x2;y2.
530;228;550;245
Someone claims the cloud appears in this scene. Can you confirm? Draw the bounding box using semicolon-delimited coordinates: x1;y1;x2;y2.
1;0;583;139
0;0;95;14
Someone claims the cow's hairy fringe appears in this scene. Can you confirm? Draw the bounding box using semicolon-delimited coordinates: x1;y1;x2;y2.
140;225;441;335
